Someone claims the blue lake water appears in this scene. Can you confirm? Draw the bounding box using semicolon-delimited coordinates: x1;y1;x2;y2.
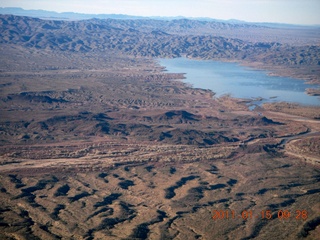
159;58;320;106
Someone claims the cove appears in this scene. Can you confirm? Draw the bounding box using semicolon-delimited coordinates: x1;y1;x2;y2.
159;58;320;106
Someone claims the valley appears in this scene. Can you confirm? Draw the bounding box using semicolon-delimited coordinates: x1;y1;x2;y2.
0;14;319;239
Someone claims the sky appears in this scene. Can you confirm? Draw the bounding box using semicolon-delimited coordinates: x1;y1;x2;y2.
1;0;320;25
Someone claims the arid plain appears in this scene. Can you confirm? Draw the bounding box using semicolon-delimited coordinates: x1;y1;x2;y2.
0;15;320;239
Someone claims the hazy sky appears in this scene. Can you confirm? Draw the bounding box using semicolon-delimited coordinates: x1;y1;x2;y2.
1;0;320;25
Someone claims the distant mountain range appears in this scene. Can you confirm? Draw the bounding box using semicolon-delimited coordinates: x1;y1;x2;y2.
1;14;319;68
1;7;317;29
0;7;145;20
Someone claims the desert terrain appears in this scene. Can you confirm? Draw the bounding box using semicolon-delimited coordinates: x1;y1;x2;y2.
0;14;319;240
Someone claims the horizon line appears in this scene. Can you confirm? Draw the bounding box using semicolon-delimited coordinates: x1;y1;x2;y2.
1;7;320;27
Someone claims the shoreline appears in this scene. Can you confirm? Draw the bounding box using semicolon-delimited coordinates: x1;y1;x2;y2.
159;55;320;86
158;57;320;107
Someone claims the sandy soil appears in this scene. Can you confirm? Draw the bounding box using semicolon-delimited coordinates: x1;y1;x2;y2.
0;35;319;239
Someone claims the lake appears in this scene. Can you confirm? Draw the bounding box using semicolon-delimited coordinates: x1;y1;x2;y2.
158;58;320;106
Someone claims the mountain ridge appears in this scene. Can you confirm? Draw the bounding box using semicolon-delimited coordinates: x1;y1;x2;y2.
1;14;319;83
1;7;319;28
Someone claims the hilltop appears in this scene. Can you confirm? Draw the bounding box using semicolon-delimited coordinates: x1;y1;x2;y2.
1;14;320;84
0;12;319;240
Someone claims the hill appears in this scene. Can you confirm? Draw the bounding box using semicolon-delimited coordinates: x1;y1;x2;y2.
1;14;319;84
0;11;320;240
